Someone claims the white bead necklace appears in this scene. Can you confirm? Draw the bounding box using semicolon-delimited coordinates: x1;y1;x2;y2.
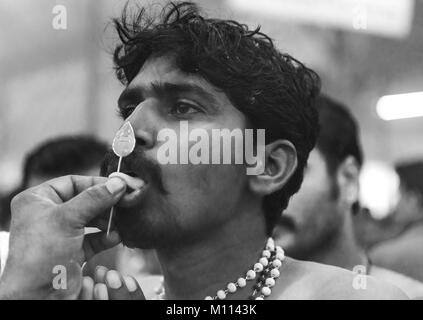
155;237;285;300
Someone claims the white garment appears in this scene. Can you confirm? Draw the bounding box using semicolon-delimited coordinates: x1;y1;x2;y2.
0;231;10;276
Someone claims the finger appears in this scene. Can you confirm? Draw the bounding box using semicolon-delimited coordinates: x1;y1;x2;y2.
79;276;94;300
83;231;121;261
123;275;146;300
62;177;127;228
108;172;145;190
94;283;109;300
105;270;145;300
31;175;110;204
94;266;109;284
105;270;129;300
108;173;146;208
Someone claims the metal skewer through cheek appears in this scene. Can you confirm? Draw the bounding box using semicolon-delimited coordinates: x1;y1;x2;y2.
106;156;123;236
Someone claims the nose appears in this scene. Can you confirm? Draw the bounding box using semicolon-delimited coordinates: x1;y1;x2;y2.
126;101;156;149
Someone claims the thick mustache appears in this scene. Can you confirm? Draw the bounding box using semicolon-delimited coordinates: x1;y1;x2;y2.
100;147;168;195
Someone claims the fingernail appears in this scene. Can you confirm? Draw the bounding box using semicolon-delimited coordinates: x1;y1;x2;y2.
109;172;145;190
95;266;107;283
95;283;108;300
123;276;138;292
106;270;122;289
83;276;94;288
105;177;126;195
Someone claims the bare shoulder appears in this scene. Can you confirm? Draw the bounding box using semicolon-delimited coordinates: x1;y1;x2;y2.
272;258;408;300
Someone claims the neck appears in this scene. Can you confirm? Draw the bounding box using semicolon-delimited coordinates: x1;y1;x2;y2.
309;211;364;271
156;206;268;300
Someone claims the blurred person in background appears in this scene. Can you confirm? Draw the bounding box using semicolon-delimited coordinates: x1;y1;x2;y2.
370;161;423;283
0;134;162;296
353;207;405;251
273;95;423;298
0;135;108;276
0;135;108;231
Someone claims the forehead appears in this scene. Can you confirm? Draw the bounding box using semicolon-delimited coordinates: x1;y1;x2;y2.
133;55;187;84
128;55;240;112
131;55;204;88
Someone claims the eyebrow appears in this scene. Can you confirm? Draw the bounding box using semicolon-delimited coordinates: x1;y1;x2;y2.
118;81;220;111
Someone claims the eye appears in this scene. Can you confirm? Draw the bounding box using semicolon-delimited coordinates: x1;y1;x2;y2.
171;101;202;116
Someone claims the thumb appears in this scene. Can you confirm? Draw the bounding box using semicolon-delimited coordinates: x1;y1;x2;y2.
62;177;127;228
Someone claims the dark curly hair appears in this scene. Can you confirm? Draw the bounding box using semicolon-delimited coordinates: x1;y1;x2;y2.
112;1;320;234
315;94;363;177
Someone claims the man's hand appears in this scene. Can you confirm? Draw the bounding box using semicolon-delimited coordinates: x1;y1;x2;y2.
0;175;127;300
79;266;145;300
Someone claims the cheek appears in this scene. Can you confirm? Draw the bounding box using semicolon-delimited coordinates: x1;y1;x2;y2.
161;162;247;224
286;180;333;224
165;162;246;201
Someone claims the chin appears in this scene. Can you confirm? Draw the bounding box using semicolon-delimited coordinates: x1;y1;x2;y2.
114;206;152;248
117;225;160;250
114;205;180;250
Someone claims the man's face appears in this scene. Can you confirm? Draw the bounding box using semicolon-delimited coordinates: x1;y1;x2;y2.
103;55;252;249
273;149;343;259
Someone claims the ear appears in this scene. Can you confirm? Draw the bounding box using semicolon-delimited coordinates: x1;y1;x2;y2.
336;156;360;205
248;140;298;196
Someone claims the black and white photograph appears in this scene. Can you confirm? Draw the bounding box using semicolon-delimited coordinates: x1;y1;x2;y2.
0;0;422;307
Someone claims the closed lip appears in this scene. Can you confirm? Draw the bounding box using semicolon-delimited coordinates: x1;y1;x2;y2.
108;172;149;208
118;185;148;208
